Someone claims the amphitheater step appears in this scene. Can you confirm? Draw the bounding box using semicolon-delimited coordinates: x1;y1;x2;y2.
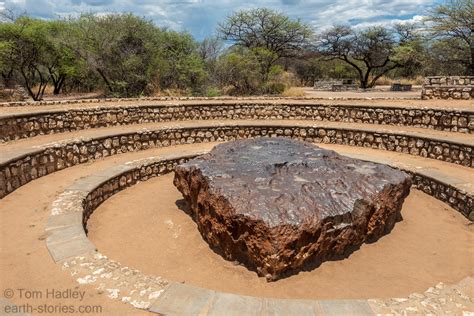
1;142;472;316
1;120;472;200
1;99;472;143
1;98;472;113
1;119;472;150
42;146;471;315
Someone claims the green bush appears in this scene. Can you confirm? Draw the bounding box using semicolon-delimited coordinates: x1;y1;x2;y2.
205;87;221;97
264;82;286;94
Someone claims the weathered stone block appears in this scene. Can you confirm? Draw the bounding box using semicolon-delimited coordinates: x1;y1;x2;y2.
174;138;412;280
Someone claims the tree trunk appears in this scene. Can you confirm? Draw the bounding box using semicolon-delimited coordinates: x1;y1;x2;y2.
96;68;114;93
340;56;365;88
20;66;48;101
1;69;15;88
470;40;474;75
52;75;66;95
360;69;372;89
48;67;67;95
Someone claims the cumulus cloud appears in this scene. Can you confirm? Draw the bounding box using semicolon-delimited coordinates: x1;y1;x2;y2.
1;0;437;39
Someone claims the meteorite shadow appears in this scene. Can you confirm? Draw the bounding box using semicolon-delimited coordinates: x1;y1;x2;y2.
175;199;404;282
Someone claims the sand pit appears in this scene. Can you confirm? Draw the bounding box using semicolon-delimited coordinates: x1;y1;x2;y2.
87;172;474;300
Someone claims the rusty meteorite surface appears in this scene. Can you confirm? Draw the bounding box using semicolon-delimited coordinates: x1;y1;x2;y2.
173;138;412;281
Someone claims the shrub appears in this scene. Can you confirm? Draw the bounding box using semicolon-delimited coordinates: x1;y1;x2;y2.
205;87;221;97
282;87;305;97
264;82;286;94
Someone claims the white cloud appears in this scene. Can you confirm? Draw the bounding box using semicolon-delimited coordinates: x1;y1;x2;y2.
1;0;439;39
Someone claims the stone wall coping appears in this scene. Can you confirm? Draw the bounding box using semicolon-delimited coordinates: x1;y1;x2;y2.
423;85;474;89
426;76;474;79
44;149;473;314
0;147;45;166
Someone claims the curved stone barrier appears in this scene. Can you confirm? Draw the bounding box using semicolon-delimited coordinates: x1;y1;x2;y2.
1;102;472;142
1;123;473;218
45;150;473;314
0;95;421;108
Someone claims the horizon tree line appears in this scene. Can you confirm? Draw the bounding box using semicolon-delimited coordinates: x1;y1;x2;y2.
0;0;471;100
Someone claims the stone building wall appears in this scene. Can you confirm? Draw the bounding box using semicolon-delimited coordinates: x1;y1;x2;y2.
422;76;473;100
1;103;472;142
1;125;472;199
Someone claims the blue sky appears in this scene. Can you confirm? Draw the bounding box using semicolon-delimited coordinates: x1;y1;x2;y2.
1;0;441;40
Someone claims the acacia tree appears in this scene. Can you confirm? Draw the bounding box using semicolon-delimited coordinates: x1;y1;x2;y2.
215;47;262;94
318;25;420;88
0;17;53;100
0;16;81;99
153;31;207;93
218;8;313;82
43;20;78;95
424;0;473;75
66;13;162;97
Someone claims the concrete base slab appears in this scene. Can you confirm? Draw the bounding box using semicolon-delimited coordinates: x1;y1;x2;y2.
47;237;96;262
149;283;214;316
319;300;374;315
207;292;264;316
45;212;83;231
263;298;321;315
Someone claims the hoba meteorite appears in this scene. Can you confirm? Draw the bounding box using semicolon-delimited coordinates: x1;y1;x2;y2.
173;138;412;281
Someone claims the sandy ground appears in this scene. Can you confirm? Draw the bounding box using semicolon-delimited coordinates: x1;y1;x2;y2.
0;145;219;315
302;86;422;99
34;86;419;101
0;140;472;315
88;173;474;300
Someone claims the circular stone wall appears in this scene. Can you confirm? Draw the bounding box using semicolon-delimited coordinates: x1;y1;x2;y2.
87;171;473;300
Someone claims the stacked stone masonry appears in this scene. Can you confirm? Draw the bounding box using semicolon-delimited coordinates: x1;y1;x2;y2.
422;76;473;100
68;155;472;241
82;157;193;230
44;154;474;314
0;95;421;108
0;103;472;142
1;125;472;220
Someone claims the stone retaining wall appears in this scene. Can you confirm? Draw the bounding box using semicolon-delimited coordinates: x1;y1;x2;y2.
0;95;420;107
1;103;472;142
82;156;194;230
1;124;472;200
422;76;473;100
409;172;472;219
45;154;474;314
80;156;474;236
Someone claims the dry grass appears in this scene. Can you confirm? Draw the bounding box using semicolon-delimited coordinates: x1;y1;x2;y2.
0;88;25;102
30;84;55;96
152;88;191;97
282;87;306;97
375;76;424;86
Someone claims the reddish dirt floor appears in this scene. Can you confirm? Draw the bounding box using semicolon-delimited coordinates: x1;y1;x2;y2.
88;173;474;300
